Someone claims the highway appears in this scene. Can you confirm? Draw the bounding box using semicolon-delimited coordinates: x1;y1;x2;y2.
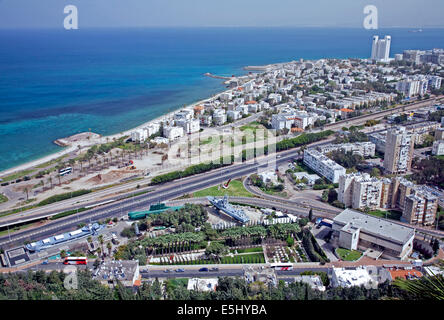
20;261;328;279
2;95;441;228
0;95;442;249
0;140;334;248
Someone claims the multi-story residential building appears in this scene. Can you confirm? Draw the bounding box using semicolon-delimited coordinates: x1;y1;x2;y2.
317;142;375;158
383;127;415;174
131;129;148;143
435;128;444;141
227;110;242;121
402;50;426;64
403;191;438;226
395;79;423;97
371;35;391;63
175;118;200;134
199;114;212;127
303;149;346;183
389;177;439;226
212;109;227;126
338;172;382;210
432;140;444;156
163;125;184;141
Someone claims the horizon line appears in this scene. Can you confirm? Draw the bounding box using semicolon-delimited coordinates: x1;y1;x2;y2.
1;25;444;30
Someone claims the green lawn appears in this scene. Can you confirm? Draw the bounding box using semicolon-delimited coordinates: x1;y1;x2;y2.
167;278;189;289
193;179;254;198
336;248;362;261
0;194;8;204
368;209;402;221
239;121;264;132
230;247;263;254
220;253;265;264
1;169;36;182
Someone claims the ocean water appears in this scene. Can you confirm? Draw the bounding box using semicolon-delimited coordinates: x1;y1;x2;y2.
0;27;443;172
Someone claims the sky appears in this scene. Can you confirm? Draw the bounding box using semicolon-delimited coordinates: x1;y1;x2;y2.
0;0;443;29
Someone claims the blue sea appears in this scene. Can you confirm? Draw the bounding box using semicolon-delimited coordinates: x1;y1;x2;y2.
0;27;443;172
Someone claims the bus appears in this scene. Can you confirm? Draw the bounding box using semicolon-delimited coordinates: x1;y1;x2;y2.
59;167;73;176
270;263;293;271
63;257;87;265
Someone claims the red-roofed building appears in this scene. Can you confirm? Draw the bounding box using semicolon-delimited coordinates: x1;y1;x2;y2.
387;267;423;280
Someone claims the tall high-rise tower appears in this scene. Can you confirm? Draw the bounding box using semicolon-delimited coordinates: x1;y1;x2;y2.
383;127;415;174
371;35;391;62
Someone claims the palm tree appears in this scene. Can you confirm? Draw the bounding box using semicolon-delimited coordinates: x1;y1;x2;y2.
106;242;112;254
23;187;30;201
395;273;444;300
47;176;53;189
68;159;76;172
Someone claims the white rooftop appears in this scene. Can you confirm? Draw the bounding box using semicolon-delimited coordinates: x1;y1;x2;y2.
334;209;415;245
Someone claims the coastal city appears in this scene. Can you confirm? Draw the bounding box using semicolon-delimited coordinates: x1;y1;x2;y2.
1;32;444;302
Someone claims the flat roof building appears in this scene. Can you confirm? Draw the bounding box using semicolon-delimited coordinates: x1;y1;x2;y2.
331;267;377;289
303;149;346;183
332;209;415;260
93;260;140;288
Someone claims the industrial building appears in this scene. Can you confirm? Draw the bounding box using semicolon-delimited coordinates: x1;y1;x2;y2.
332;209;415;260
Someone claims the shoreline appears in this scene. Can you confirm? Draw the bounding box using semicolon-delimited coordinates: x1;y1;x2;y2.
0;77;243;178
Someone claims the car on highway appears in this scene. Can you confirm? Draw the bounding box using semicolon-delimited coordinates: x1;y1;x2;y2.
209;267;219;272
175;268;185;272
199;267;209;272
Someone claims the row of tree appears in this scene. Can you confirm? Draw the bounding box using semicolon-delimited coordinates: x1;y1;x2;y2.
1;270;440;300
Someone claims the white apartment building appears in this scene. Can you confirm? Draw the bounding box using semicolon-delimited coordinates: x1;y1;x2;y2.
396;77;429;97
163;125;184;141
432;140;444;156
271;112;315;131
227;110;242;121
371;35;391;63
131;129;148;143
199;114;212;127
176;118;200;134
235;105;249;116
383;127;415;174
212;109;227;126
317;142;376;158
338;172;382;210
174;109;193;121
220;92;233;101
131;122;161;142
303;149;346;183
145;123;161;137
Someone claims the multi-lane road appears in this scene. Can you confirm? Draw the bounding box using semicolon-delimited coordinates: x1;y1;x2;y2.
1;96;443;249
0;139;334;248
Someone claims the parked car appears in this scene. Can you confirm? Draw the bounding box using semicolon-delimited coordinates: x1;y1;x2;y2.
175;268;185;272
163;269;171;273
209;267;219;272
199;267;209;272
